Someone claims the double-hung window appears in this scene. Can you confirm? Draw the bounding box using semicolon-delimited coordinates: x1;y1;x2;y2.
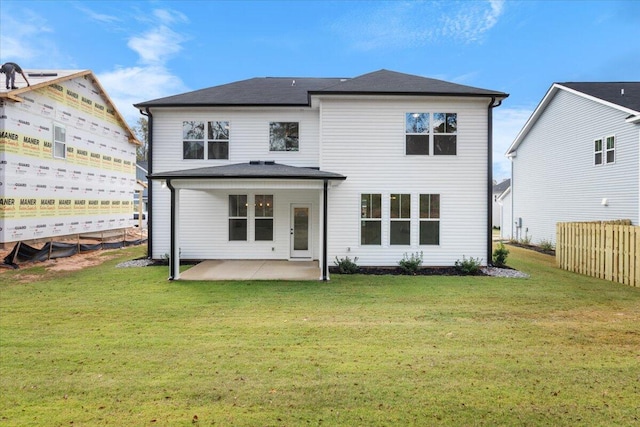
594;135;615;165
229;195;247;241
419;194;440;245
254;195;274;241
53;123;66;159
183;121;205;159
208;121;229;159
183;121;230;159
433;113;457;155
390;194;411;245
406;113;430;155
269;122;299;151
361;193;382;245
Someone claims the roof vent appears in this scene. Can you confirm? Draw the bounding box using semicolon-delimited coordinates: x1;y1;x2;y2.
28;73;58;77
291;80;296;87
621;88;625;96
264;161;275;165
249;160;261;165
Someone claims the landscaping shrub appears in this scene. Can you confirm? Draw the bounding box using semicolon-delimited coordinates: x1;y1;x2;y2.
538;239;555;252
398;251;423;275
455;256;482;275
492;243;509;267
334;256;359;274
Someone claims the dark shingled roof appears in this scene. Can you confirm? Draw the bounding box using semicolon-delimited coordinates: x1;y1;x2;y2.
149;162;346;181
559;82;640;113
135;69;508;108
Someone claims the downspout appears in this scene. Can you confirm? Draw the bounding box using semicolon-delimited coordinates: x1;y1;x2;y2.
487;97;502;265
139;107;153;258
166;179;177;280
322;179;329;281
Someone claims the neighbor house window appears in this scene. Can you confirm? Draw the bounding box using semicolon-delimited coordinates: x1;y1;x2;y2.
390;193;411;245
605;135;615;164
208;121;229;159
269;122;299;151
254;195;273;241
594;135;615;165
183;121;205;159
361;193;382;245
420;194;440;245
229;195;247;241
594;138;603;165
53;123;66;159
406;113;430;155
433;113;457;155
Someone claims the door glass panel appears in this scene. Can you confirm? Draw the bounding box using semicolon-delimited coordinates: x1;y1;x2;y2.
294;207;308;251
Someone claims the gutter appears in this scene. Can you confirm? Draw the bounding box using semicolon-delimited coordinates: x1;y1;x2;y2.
487;96;503;265
140;107;153;258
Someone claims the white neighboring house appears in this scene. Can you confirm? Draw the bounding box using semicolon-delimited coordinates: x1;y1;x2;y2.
506;82;640;245
492;178;510;228
134;70;508;280
497;185;512;240
0;69;140;244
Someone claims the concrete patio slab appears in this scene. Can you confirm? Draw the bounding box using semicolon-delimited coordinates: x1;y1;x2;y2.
179;260;320;281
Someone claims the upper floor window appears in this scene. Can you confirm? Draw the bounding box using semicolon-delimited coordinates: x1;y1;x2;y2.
406;113;430;155
270;122;299;151
183;121;229;160
405;112;457;156
53;123;66;159
594;135;615;165
361;193;382;245
433;113;457;155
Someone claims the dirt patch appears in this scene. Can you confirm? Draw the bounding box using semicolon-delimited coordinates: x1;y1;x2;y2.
1;228;147;273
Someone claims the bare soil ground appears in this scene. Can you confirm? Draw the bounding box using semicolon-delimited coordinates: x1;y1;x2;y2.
0;228;147;273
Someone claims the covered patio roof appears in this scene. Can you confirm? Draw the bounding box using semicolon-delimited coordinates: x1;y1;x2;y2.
149;161;346;181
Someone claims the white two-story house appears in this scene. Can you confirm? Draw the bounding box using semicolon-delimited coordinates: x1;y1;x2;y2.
134;70;508;279
506;82;640;245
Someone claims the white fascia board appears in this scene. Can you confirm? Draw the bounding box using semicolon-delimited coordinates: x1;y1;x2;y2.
625;115;640;124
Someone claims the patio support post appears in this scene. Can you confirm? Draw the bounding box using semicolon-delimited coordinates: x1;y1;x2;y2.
166;179;180;280
322;179;329;281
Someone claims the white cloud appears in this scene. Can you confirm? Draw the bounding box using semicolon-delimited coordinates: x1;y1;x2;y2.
75;5;121;24
97;66;188;125
334;0;505;50
128;26;185;66
492;107;532;180
0;11;53;61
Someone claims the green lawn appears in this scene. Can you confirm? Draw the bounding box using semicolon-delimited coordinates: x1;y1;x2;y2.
1;245;639;426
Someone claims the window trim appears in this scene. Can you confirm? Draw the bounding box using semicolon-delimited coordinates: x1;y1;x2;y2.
228;194;248;241
390;193;411;246
594;138;603;165
404;112;458;156
360;193;382;246
182;120;230;160
604;135;615;165
53;123;66;159
254;194;274;241
269;121;300;152
419;194;440;246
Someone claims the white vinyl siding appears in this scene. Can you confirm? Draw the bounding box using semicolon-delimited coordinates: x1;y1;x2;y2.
512;89;639;245
321;96;489;266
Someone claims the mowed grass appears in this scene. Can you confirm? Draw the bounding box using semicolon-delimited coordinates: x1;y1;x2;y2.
1;246;639;426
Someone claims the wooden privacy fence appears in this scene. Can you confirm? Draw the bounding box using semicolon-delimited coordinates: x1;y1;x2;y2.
556;221;639;287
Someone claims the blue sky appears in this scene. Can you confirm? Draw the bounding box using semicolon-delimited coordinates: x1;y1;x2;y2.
1;0;638;180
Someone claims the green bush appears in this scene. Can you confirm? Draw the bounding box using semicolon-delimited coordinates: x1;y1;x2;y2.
538;239;555;252
492;243;509;267
334;256;359;274
455;256;483;275
398;251;423;275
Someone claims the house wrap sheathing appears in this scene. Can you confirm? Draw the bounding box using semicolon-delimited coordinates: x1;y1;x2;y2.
0;70;140;243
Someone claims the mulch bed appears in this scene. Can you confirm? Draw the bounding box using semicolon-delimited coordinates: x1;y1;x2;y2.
329;266;485;276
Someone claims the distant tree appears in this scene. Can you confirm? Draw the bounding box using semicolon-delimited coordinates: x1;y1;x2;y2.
133;117;148;161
